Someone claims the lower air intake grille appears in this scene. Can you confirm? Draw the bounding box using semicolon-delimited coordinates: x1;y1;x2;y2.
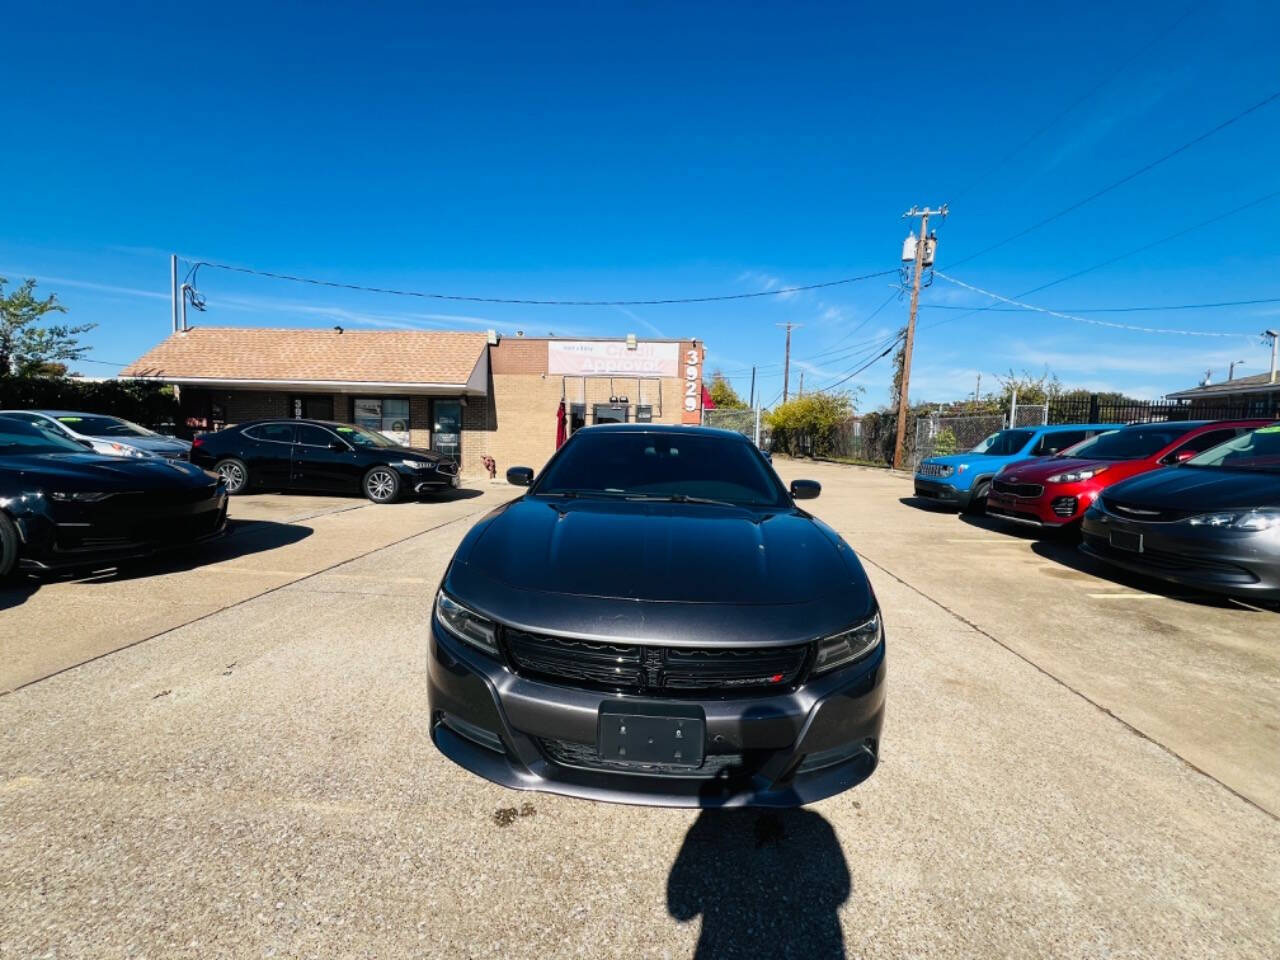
1051;496;1079;518
539;738;744;778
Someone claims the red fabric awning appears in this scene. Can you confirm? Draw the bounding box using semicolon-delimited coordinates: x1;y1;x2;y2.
701;384;716;409
555;399;567;448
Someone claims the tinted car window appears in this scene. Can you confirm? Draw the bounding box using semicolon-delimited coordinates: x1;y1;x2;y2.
1172;428;1237;457
1187;426;1280;472
52;414;155;437
332;424;398;448
536;431;785;506
970;429;1034;456
1033;430;1084;456
295;424;336;447
244;423;295;444
0;417;88;454
1064;426;1191;460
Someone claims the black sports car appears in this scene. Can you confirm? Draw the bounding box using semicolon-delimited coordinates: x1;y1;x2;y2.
189;419;460;503
0;415;228;577
427;424;886;807
1081;424;1280;600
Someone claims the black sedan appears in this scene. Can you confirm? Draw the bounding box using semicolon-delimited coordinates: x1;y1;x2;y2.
427;424;886;807
1081;424;1280;600
0;415;228;577
190;419;459;503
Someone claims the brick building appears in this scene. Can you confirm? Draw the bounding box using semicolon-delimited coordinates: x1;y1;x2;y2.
120;327;707;478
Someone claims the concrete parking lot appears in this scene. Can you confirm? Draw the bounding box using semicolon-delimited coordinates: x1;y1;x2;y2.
2;462;1277;958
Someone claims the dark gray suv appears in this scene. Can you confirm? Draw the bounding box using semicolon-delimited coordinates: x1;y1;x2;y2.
427;424;886;807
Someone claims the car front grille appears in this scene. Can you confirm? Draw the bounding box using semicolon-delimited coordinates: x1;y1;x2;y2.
992;479;1044;498
917;463;951;478
503;629;811;695
1099;497;1192;523
1051;496;1078;518
538;737;745;778
1083;534;1257;583
435;461;459;476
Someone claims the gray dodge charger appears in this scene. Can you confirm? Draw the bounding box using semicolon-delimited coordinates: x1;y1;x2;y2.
427;424;886;807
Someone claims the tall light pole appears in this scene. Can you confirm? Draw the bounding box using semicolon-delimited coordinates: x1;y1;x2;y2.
1266;330;1279;384
1229;360;1246;381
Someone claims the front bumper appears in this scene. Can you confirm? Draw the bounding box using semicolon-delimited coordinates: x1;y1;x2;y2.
16;493;229;571
985;486;1094;528
399;463;460;493
912;476;970;510
1080;509;1280;600
427;622;886;808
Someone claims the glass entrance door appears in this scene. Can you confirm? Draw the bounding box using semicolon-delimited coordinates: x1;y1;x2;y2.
432;400;462;459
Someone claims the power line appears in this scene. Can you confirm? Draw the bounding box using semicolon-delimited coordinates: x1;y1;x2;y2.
920;187;1280;332
187;260;899;307
947;88;1280;270
951;2;1200;202
933;272;1256;338
818;335;904;392
924;294;1280;314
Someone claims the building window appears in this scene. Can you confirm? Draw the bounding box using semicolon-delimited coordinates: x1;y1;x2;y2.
569;403;586;434
635;405;653;423
353;397;411;446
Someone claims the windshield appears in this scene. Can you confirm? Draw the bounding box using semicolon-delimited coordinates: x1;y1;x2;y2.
1186;426;1280;472
0;417;90;455
534;431;786;506
970;429;1034;456
1062;425;1192;461
333;424;399;448
53;414;156;438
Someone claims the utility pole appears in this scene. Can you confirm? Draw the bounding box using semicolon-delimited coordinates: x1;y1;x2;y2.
749;366;756;409
974;372;982;406
778;323;802;403
170;254;180;334
1266;330;1279;384
798;370;805;397
893;205;947;470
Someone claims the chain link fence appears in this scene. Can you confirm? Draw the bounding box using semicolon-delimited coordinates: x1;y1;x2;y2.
702;408;764;446
1010;403;1048;428
912;413;1006;471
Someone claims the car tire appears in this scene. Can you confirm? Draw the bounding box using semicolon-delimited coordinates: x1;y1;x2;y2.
214;458;249;495
964;480;990;514
0;512;18;579
364;466;401;504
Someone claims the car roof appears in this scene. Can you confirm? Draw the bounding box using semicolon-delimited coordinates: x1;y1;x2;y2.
1034;423;1115;432
0;409;98;418
1111;419;1271;430
578;422;752;440
238;418;345;428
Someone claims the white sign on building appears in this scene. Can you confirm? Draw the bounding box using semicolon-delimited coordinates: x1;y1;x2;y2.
547;340;679;377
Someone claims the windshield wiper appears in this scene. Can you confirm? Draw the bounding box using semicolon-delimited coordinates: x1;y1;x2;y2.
624;493;742;507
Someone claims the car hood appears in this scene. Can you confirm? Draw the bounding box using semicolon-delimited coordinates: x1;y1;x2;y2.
1000;456;1118;480
1104;466;1280;511
96;434;192;454
459;497;863;605
380;444;447;462
923;451;1016;469
1;453;217;492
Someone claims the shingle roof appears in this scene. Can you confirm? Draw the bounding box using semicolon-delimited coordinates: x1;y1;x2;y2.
120;327;488;386
1166;370;1280;399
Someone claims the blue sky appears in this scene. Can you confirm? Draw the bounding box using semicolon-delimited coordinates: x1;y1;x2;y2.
3;0;1279;407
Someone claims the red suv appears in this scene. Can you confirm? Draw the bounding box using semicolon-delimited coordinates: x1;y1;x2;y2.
985;420;1273;529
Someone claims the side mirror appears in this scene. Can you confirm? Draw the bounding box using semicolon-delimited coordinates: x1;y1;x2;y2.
790;479;821;500
507;466;534;486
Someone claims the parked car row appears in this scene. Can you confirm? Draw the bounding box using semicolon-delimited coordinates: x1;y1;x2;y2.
915;420;1280;602
0;411;463;579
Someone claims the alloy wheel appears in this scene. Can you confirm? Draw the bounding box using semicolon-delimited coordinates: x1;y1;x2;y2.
218;462;245;493
367;469;396;502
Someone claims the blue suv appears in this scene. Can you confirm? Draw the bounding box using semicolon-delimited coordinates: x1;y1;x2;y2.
913;423;1113;513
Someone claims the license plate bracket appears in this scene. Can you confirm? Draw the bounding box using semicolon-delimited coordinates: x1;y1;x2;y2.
1110;529;1143;553
598;702;705;768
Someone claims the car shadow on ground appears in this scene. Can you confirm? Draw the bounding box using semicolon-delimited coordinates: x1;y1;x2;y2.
897;495;958;513
0;519;313;609
418;487;485;502
667;807;850;959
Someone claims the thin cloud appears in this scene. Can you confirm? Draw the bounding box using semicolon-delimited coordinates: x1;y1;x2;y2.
0;271;168;301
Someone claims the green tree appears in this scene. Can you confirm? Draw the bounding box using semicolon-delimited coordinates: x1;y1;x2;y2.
765;391;857;457
707;370;748;409
0;277;95;377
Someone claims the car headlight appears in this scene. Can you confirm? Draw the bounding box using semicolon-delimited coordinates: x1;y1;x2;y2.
399;459;435;470
1185;509;1280;531
1046;465;1109;483
50;491;114;502
107;442;150;458
434;590;499;655
812;612;882;676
